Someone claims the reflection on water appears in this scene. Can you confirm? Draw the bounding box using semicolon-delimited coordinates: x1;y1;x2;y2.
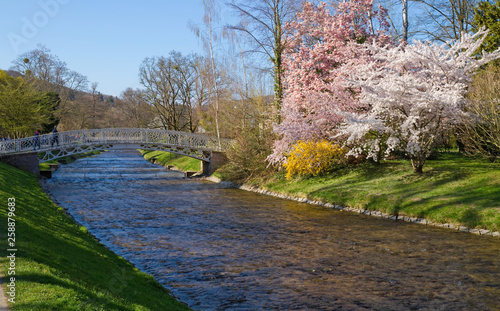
46;150;500;311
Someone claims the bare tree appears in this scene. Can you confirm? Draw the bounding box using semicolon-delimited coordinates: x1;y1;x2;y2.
190;0;223;139
413;0;481;42
379;0;483;42
10;44;90;130
140;56;182;130
59;97;92;130
175;54;204;133
90;82;100;128
10;44;88;98
226;0;304;121
118;88;155;128
139;51;204;132
193;58;212;121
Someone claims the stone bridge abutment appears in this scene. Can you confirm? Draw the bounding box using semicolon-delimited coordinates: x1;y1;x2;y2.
202;151;227;175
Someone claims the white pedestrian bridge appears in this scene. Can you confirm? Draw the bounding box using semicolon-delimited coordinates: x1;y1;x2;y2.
0;128;232;174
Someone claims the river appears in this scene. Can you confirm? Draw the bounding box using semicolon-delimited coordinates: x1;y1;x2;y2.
44;150;500;311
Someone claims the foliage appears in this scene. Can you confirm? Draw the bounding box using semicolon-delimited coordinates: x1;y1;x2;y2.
458;64;500;161
38;91;61;133
207;78;277;182
473;0;500;53
269;0;391;165
340;29;500;173
0;70;56;138
7;45;104;131
222;122;276;182
207;93;276;181
283;140;346;180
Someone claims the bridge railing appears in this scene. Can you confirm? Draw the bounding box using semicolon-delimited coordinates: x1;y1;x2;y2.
0;128;232;155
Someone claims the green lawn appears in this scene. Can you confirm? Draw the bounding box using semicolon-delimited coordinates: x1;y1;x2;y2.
0;161;191;310
140;150;201;172
259;153;500;232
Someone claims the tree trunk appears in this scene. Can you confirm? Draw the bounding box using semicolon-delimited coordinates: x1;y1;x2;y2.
273;47;283;123
411;157;424;174
402;0;408;41
273;2;283;124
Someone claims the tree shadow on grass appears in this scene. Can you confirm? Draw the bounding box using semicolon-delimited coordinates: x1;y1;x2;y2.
5;273;129;310
307;167;500;231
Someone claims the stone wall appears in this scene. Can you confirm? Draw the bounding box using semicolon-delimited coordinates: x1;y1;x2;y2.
0;153;40;177
202;151;227;175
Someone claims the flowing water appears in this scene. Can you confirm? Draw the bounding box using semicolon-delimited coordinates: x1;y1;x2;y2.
45;150;500;311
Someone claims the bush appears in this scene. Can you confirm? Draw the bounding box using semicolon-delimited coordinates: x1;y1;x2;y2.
458;64;500;162
283;140;346;180
218;121;276;183
214;94;278;183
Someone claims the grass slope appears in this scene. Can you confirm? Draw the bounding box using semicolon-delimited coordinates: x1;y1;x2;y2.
261;153;500;232
0;161;191;310
140;150;201;172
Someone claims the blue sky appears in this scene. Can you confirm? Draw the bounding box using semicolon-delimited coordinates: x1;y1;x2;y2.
0;0;215;96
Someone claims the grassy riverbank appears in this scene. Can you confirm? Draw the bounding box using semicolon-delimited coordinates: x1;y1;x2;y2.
0;161;191;310
140;150;201;172
219;152;500;232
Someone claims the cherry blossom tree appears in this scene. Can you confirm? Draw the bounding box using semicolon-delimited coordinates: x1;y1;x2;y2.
268;0;391;165
340;29;500;173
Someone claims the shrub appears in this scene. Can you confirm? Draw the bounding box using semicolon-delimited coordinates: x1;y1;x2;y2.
222;125;276;182
283;140;346;180
458;64;500;162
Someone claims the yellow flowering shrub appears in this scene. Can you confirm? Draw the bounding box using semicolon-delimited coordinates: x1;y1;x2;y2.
283;140;346;180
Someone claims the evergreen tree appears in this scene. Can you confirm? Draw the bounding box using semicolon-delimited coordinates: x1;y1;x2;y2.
473;1;500;53
0;70;56;138
38;92;61;133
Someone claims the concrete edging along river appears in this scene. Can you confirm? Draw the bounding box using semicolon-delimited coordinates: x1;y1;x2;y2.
204;176;500;238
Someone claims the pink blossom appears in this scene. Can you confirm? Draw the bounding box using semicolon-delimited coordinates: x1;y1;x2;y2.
268;0;391;165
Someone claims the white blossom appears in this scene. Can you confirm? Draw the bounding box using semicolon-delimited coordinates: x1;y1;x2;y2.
340;28;500;172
